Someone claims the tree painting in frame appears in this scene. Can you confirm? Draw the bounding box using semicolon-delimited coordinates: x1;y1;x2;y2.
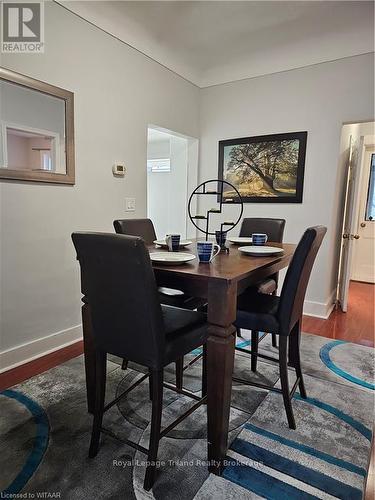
218;131;307;203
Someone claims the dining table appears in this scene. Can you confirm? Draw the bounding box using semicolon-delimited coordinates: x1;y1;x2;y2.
80;239;296;476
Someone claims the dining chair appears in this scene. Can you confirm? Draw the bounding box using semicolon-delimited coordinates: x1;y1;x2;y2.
234;226;326;429
114;219;204;309
113;219;206;389
72;232;208;490
238;217;286;350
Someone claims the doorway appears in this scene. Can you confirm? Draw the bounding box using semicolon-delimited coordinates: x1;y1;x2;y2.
146;126;198;239
351;149;375;282
337;121;375;318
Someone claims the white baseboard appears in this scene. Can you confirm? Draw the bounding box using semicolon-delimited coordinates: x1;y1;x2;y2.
303;290;336;319
0;290;336;374
351;274;375;284
0;324;83;374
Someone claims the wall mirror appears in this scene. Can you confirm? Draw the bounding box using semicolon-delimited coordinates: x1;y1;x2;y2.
0;67;75;184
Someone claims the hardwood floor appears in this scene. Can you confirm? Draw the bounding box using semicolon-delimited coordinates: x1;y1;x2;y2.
0;340;83;392
302;281;375;347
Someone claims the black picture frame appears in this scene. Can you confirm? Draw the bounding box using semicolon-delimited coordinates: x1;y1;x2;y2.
218;131;307;203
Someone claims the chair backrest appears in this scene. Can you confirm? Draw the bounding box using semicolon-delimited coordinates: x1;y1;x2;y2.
239;218;286;242
72;232;165;368
113;218;157;244
277;226;327;334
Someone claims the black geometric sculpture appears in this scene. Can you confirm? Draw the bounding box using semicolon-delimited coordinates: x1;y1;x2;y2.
188;179;244;243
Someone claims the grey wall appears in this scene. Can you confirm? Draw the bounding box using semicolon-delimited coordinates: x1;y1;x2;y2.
199;53;374;315
0;1;199;361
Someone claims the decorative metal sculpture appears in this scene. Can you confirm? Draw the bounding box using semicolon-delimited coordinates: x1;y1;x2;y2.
188;179;244;250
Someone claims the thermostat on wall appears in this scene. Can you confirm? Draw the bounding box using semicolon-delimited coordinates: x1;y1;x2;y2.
112;163;126;176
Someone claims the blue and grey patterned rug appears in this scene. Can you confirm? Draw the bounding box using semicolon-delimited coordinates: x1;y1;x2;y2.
1;332;373;499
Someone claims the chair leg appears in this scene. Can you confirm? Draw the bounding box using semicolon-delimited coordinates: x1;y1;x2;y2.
175;357;183;392
148;368;153;400
289;320;307;399
251;331;259;372
144;369;163;491
236;327;243;338
271;291;278;348
202;344;207;397
121;359;128;370
279;336;296;430
89;350;107;458
197;303;207;312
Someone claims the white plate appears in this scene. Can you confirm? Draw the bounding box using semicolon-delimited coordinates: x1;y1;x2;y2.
154;239;192;249
227;236;253;245
150;252;196;265
238;246;284;256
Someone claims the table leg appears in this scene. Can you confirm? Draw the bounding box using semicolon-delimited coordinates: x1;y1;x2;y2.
82;302;96;414
207;281;237;474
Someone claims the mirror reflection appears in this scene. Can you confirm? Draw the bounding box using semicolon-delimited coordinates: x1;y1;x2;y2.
0;79;67;174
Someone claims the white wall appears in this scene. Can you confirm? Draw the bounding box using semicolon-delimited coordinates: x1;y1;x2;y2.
147;133;171;238
147;136;170;160
0;2;200;370
1;80;65;137
6;134;29;169
199;53;374;317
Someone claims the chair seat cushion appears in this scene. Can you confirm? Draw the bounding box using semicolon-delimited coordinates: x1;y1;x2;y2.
158;288;206;310
159;287;184;297
235;293;280;334
162;305;208;366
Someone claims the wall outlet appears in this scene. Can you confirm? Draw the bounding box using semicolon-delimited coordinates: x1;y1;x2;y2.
125;198;136;212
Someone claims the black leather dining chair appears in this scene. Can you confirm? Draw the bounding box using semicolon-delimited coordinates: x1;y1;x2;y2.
234;226;326;429
72;232;208;490
238;217;286;351
114;218;206;389
114;219;205;310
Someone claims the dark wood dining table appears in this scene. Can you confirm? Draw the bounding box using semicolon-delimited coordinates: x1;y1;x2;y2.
81;240;296;475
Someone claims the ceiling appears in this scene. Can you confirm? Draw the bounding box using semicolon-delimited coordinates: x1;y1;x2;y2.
60;1;374;88
147;128;171;144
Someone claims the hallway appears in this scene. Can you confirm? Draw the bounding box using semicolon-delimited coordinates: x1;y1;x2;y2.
303;281;375;347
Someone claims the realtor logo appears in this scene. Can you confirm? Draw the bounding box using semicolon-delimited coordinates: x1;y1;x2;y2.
1;1;44;53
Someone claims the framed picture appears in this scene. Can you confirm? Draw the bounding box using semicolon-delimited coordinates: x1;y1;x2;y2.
218;131;307;203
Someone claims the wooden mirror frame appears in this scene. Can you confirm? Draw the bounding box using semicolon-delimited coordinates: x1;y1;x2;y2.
0;67;75;185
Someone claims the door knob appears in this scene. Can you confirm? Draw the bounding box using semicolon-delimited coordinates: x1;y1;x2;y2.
342;233;349;239
360;222;366;228
353;234;360;239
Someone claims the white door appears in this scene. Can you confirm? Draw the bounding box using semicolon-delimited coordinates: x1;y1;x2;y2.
351;146;375;283
337;136;363;311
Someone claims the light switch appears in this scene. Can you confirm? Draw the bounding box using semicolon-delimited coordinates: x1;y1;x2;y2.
125;198;136;212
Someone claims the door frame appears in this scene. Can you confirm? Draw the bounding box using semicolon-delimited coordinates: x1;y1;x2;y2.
337;134;358;312
337;123;375;311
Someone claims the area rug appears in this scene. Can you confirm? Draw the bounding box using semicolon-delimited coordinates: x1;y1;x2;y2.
1;332;373;499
